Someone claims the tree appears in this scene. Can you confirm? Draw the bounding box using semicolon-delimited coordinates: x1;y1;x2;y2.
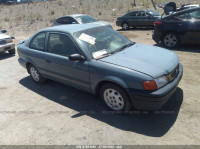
151;0;157;10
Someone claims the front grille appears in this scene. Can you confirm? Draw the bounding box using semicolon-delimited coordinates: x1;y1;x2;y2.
167;64;179;82
0;39;6;45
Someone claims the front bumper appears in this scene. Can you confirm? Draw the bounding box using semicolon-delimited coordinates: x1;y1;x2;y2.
18;58;26;69
128;63;183;110
0;43;15;52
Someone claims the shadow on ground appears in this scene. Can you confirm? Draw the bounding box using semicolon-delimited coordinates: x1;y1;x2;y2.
20;76;183;137
0;52;15;60
154;44;200;53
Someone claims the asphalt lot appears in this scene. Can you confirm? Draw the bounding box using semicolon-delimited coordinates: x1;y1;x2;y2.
0;29;200;145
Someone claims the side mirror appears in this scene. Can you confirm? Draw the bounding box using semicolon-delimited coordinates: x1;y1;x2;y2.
1;30;7;33
68;54;85;61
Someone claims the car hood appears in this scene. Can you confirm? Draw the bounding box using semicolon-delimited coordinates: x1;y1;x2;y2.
0;34;10;40
99;43;179;78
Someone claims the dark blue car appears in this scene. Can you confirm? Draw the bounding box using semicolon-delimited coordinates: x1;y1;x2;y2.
116;10;161;30
17;24;183;111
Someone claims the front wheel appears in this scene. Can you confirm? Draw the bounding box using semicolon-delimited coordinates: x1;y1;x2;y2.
29;64;46;84
100;83;132;111
162;33;180;48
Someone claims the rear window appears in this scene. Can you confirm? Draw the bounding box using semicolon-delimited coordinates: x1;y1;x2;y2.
176;9;200;20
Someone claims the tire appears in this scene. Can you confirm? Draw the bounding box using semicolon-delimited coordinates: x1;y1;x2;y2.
100;83;132;111
8;49;15;55
28;64;46;84
122;22;129;30
162;33;180;48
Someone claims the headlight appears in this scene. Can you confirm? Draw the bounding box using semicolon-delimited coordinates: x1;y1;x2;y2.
155;76;169;88
7;38;13;43
143;75;169;91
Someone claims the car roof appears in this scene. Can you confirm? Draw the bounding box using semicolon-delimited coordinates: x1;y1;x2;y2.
40;23;102;34
68;14;87;17
55;14;89;21
128;10;157;13
56;14;87;19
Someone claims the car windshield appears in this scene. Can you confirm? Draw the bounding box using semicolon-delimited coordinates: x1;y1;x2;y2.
147;10;161;16
74;26;133;59
75;15;97;24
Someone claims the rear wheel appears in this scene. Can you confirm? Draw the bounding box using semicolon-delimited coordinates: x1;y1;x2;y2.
8;49;15;55
162;33;180;48
100;83;132;111
28;64;46;84
122;22;129;30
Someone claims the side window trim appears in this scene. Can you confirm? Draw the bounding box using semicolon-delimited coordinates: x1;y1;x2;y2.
46;32;86;59
29;32;46;52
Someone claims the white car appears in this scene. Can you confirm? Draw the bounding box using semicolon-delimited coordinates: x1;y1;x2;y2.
0;30;15;55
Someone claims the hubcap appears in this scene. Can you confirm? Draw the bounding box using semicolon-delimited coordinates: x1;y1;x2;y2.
164;34;177;47
122;23;128;30
30;67;40;82
103;89;124;110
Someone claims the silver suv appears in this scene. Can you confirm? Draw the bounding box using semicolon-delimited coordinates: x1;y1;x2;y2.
0;30;15;55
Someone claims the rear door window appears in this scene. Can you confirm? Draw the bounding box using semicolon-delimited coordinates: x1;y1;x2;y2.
126;11;138;17
56;17;72;24
176;9;200;20
29;32;46;51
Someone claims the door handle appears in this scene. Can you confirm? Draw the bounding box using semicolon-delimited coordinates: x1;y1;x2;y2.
46;60;51;63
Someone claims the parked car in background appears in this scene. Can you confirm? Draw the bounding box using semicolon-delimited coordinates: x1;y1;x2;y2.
177;4;200;12
53;14;112;28
0;30;15;55
153;7;200;48
17;24;183;111
116;10;161;30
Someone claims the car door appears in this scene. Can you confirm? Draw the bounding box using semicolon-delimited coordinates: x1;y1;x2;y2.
175;9;200;44
136;11;149;26
45;32;91;92
124;11;139;27
28;32;48;75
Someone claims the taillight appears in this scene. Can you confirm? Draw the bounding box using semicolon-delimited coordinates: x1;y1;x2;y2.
116;17;119;21
154;21;162;26
143;80;158;91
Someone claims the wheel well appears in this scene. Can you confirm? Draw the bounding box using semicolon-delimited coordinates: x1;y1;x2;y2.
95;81;127;96
122;21;129;26
162;32;180;40
26;62;31;74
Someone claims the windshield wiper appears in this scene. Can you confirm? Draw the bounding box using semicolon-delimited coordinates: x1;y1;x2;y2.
96;42;135;59
111;42;135;54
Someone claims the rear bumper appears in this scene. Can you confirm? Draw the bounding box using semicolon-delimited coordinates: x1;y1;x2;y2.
0;43;15;52
128;63;183;110
116;21;122;27
152;34;162;44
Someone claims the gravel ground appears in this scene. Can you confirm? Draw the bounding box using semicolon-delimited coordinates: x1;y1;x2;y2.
0;28;200;145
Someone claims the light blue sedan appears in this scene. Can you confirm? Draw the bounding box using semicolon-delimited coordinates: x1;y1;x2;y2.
17;24;183;111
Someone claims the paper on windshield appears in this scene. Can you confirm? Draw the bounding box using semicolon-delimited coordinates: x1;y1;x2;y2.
92;49;107;59
79;33;96;45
